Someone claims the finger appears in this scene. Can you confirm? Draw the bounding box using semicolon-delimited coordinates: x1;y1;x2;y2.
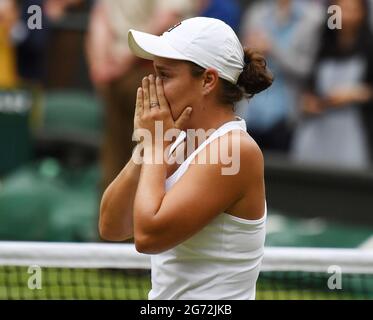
148;74;159;108
156;76;169;111
135;87;144;115
175;106;193;129
142;76;150;112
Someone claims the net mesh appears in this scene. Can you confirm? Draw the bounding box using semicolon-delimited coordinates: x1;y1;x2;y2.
1;242;373;300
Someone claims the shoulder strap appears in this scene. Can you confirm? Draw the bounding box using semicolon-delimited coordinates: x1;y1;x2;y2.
184;118;246;167
168;131;187;157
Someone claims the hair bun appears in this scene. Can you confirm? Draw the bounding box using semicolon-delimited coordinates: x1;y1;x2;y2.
237;48;274;97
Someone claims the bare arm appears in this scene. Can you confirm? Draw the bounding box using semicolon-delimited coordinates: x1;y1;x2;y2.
301;85;373;116
322;85;373;108
99;150;142;241
99;80;146;242
85;1;137;88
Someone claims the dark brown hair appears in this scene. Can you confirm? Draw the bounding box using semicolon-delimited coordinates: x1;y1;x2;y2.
189;48;274;105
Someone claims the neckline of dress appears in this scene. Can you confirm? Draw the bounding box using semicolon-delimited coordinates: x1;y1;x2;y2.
166;117;246;182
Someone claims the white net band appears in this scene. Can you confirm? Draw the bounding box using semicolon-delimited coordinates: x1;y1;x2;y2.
1;242;373;274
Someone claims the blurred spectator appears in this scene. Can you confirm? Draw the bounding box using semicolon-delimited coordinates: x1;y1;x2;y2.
291;0;373;169
0;0;18;87
14;0;82;85
239;0;323;152
199;0;241;34
86;0;200;190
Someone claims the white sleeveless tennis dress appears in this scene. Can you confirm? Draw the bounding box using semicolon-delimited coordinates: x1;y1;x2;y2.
148;117;267;300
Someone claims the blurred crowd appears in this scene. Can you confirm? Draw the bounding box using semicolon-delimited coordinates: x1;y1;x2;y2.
240;0;373;171
0;0;84;87
1;0;373;190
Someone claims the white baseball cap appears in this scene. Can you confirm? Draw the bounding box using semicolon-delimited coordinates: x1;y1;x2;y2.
128;17;245;84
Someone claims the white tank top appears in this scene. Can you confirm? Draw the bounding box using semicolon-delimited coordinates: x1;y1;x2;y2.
148;117;267;300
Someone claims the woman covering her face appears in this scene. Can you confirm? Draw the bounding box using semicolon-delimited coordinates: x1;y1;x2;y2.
100;17;273;300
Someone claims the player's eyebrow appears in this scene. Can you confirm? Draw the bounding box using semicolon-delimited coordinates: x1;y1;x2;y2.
154;64;172;72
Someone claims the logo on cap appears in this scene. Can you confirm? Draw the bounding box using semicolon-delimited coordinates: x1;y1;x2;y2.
167;22;182;33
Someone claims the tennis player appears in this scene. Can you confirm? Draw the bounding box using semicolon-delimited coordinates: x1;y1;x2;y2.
100;17;273;300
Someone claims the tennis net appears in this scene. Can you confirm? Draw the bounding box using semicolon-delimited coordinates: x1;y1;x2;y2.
1;242;373;300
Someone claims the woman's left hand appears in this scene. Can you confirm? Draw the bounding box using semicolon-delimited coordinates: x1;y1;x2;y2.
136;75;193;149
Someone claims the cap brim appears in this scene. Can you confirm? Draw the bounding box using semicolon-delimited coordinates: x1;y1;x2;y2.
128;29;187;61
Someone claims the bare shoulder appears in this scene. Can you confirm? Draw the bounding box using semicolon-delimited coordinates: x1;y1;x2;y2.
225;131;266;220
236;130;264;168
232;130;264;183
219;130;263;168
